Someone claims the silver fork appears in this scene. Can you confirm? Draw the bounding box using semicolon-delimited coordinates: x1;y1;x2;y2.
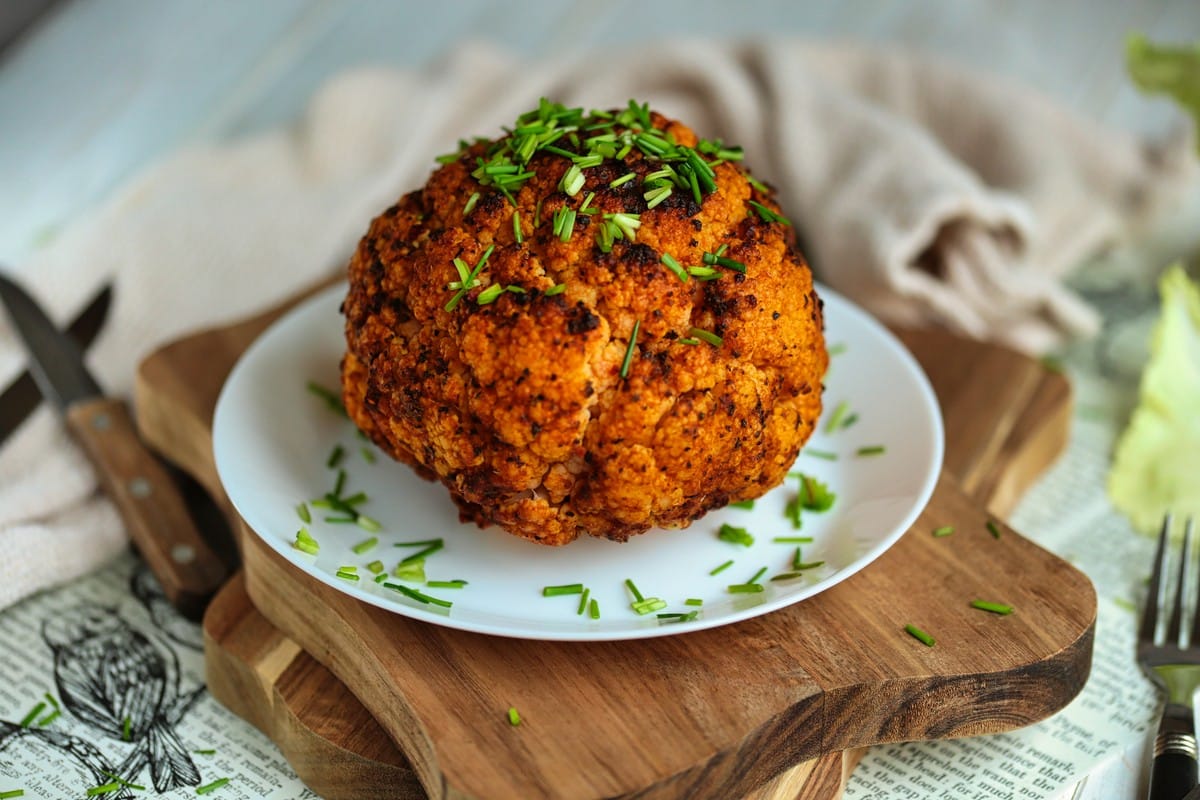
1140;515;1200;800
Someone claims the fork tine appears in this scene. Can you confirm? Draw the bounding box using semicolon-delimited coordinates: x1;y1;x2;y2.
1186;520;1200;649
1143;514;1172;644
1168;517;1189;646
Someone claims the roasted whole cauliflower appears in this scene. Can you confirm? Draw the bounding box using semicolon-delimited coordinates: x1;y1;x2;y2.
341;100;827;545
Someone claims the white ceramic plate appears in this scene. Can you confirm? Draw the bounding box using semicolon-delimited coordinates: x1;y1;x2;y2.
214;284;943;641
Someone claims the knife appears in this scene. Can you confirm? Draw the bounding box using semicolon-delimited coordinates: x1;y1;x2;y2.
0;283;112;447
0;272;226;619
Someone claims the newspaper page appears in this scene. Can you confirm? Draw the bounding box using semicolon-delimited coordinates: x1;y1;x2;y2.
0;552;318;799
844;268;1179;799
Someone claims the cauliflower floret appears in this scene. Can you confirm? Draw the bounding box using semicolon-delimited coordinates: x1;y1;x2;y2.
342;100;827;545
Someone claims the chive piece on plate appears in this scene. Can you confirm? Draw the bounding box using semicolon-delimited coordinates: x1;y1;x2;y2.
326;444;345;469
18;703;44;729
0;790;25;799
685;598;704;606
196;778;231;795
543;583;584;597
193;749;217;756
727;583;765;594
729;499;754;510
773;536;813;544
589;598;600;619
856;445;886;457
352;536;378;555
709;559;734;576
85;783;120;797
507;706;522;726
905;624;935;647
428;580;467;589
624;578;645;603
823;401;849;433
803;448;838;461
577;587;591;615
717;523;754;547
932;526;955;538
297;503;311;523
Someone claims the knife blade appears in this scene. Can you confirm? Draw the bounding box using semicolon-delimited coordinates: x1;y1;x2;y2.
0;272;226;619
0;283;112;446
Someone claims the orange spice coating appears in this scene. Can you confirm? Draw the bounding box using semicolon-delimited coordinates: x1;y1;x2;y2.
342;105;827;545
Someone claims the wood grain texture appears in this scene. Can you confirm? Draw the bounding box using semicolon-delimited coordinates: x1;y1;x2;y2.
135;301;1091;800
66;396;226;619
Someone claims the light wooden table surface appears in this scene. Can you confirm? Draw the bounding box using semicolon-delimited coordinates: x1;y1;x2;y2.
1;2;1198;798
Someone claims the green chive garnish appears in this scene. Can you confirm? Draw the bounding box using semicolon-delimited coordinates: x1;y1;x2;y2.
905;624;936;647
841;413;859;429
463;191;480;216
355;515;382;533
392;560;426;582
297;503;311;523
824;401;850;433
196;778;231;795
727;583;765;594
826;342;847;356
770;572;805;581
512;210;523;243
619;320;640;380
326;444;345;469
306;381;347;417
366;560;385;574
475;283;505;305
803;449;838;461
86;783;120;797
543;583;584;597
748;200;791;226
333;468;347;497
545;283;566;296
747;566;768;585
589;598;600;619
352;536;378;555
428;580;468;589
122;716;131;742
577;587;591;615
686;266;721;280
856;445;886;457
624;578;645;603
507;707;522;726
632;598;668;615
717;523;754;547
609;172;637;188
360;446;376;464
685;598;704;606
336;567;360;581
99;772;145;791
970;600;1014;615
374;573;388;583
688;327;723;347
729;499;755;510
660;253;689;282
18;703;44;729
644;185;672;208
657;611;700;623
0;791;25;799
292;527;319;556
384;583;452;608
445;245;495;311
194;749;217;756
709;559;734;575
932;526;955;538
987;520;1002;539
773;536;813;544
395;538;444;564
701;248;746;273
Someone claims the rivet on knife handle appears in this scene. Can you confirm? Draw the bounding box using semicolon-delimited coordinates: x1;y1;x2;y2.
66;396;226;619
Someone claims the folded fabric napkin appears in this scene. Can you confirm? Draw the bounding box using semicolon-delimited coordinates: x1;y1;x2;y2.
0;39;1192;610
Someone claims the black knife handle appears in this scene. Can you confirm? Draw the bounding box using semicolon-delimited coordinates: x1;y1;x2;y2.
67;396;227;619
1149;730;1199;800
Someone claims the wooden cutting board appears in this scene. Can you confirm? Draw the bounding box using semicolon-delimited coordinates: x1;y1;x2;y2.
135;288;1092;800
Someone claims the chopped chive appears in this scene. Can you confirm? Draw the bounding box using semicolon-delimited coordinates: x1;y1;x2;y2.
686;266;720;280
660;253;689;282
727;583;765;594
577;587;591;615
932;526;955;538
792;560;826;571
709;559;734;575
326;444;345;469
624;578;645;603
0;791;24;799
746;172;769;193
196;778;231;795
803;449;838;461
840;413;860;430
374;572;388;583
355;515;382;533
717;523;754;547
384;583;452;608
589;598;600;619
619;320;640;380
688;327;723;347
333;468;346;497
392;560;426;582
579;191;597;215
559;164;585;196
677;338;701;345
336;568;360;582
824;401;850;433
770;572;805;581
987;520;1002;539
395;537;443;548
18;703;44;729
324;515;356;524
792;473;836;511
360;446;376;464
352;536;378;555
122;716;131;742
545;283;567;296
609;172;637;188
826;342;847;356
475;283;505;305
543;583;584;597
558;208;577;242
36;709;60;726
657;611;700;623
306;381;347;417
644;185;672;208
366;560;385;574
905;624;936;647
507;706;522;726
396;539;444;564
772;536;813;544
512;210;523;243
292;537;319;556
685;598;704;606
784;496;802;529
86;783;121;797
747;566;768;585
748;200;791;226
99;772;145;791
970;600;1014;615
856;445;886;457
193;749;217;756
729;499;755;510
427;580;468;589
463;191;480;216
297;503;311;523
632;598;668;615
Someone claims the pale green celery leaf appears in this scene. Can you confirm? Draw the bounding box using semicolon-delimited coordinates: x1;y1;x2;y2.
1127;34;1200;155
1108;264;1200;534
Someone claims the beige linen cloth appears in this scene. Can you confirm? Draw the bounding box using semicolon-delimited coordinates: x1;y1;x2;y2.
0;40;1192;610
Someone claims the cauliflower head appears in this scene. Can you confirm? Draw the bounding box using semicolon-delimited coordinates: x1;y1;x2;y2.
341;100;827;545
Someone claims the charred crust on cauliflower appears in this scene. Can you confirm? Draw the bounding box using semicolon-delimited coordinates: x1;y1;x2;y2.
342;99;827;546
